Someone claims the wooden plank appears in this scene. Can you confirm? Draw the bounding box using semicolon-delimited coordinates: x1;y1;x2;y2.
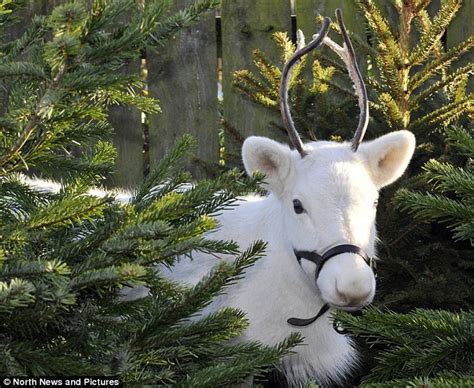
294;0;368;142
295;0;367;43
221;0;292;167
447;0;473;93
447;0;473;54
295;0;368;78
4;1;144;187
107;61;144;188
147;0;218;179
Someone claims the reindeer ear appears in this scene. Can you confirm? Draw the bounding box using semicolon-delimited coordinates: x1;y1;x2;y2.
242;136;293;195
361;130;416;188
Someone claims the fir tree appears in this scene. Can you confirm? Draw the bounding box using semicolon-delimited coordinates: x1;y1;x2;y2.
233;0;473;139
335;307;474;385
0;1;301;384
230;0;472;384
232;31;360;144
395;126;474;242
232;0;473;311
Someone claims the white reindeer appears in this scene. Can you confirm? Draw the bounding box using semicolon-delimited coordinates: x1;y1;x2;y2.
162;10;416;386
22;10;416;386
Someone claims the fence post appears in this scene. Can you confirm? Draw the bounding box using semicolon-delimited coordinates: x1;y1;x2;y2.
221;0;292;168
147;1;219;179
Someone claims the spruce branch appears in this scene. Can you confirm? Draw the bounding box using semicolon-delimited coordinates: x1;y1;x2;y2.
395;189;473;241
409;0;462;66
356;0;403;99
0;2;294;385
415;9;445;60
0;61;48;80
176;332;302;387
422;159;474;197
335;308;473;383
25;195;111;231
0;278;35;313
134;240;266;346
446;126;474;154
409;36;474;91
0;58;67;172
410;96;472;131
411;63;473;107
148;0;220;47
133;135;196;207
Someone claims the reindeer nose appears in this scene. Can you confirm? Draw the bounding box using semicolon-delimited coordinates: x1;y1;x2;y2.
335;285;371;307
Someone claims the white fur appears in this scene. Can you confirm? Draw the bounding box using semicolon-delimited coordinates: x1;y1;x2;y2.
164;130;415;385
22;130;415;386
20;175;132;203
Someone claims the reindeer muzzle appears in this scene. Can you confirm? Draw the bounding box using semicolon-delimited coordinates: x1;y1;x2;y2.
288;244;376;329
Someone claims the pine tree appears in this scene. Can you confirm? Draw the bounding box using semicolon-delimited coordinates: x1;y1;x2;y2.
395;126;473;243
230;1;473;384
335;307;474;385
0;1;300;384
233;0;473;139
232;0;473;311
232;31;360;145
356;0;472;133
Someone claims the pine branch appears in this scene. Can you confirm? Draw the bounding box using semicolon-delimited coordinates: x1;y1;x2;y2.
409;36;474;91
422;159;474;197
335;308;473;383
148;0;220;47
394;188;474;241
410;96;473;131
446;126;474;154
356;0;404;99
409;0;462;66
411;63;473;107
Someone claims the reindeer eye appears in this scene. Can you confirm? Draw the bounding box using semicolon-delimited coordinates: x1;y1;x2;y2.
293;199;305;214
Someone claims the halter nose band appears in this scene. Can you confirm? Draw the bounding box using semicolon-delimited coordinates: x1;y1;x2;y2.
288;244;376;328
294;244;375;280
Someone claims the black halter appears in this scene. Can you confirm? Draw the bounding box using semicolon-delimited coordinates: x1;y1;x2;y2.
287;244;376;330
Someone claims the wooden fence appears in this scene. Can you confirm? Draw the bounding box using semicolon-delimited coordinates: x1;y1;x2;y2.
7;1;474;187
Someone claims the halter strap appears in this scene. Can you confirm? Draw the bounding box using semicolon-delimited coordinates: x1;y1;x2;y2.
288;243;376;329
295;244;373;279
287;303;330;327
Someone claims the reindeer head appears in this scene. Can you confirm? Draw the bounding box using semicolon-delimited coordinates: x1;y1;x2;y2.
242;11;415;321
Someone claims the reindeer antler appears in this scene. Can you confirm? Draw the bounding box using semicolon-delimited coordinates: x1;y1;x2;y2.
279;10;369;155
323;9;369;151
280;17;331;158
